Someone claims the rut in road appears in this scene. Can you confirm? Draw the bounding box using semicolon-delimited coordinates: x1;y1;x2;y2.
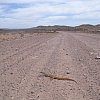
0;33;57;76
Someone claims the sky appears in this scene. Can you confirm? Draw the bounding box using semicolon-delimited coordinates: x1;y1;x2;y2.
0;0;100;29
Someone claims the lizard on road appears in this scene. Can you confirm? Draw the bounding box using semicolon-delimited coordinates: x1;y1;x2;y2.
40;72;77;83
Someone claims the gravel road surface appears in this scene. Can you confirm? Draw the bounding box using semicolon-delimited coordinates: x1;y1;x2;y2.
0;32;100;100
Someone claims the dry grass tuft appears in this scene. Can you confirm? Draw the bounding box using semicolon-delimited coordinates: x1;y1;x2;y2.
0;34;16;41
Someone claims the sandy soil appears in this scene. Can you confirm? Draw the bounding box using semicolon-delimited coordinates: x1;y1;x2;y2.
0;32;100;100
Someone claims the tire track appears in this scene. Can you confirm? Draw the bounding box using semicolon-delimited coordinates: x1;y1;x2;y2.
0;33;56;62
66;32;100;100
0;33;61;100
5;34;62;100
0;34;57;75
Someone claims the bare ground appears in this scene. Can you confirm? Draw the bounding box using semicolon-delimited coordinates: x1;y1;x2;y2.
0;32;100;100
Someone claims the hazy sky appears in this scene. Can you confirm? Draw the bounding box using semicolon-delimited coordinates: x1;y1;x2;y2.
0;0;100;29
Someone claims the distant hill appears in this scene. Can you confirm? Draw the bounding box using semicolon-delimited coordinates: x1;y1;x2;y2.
0;24;100;34
75;24;100;33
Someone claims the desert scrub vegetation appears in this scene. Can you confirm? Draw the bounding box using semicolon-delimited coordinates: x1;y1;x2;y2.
0;33;16;41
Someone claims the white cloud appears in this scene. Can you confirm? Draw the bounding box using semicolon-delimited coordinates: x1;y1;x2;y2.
73;11;100;19
0;0;100;28
0;0;67;4
0;18;38;28
0;5;5;15
4;0;100;17
46;16;68;20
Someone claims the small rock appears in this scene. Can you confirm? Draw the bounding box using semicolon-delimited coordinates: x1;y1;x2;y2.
15;48;18;51
31;91;34;94
90;52;94;55
95;56;100;59
66;72;70;74
37;96;39;98
10;72;13;75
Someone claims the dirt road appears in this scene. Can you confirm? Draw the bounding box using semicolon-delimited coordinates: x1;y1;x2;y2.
0;32;100;100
